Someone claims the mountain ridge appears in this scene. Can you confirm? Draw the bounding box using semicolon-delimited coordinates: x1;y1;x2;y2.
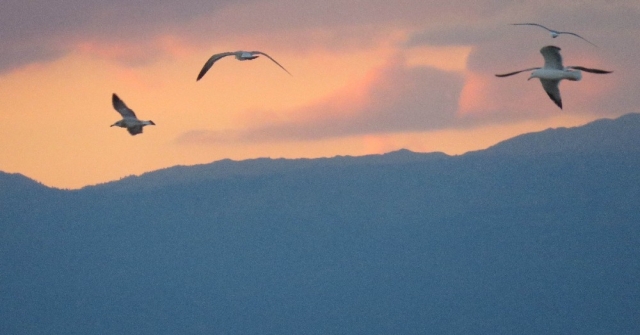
2;112;639;192
482;113;640;156
84;112;640;192
83;149;449;192
1;113;639;334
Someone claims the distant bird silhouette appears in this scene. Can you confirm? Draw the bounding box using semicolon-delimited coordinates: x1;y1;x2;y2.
495;45;612;109
110;94;155;135
197;50;291;81
511;23;597;47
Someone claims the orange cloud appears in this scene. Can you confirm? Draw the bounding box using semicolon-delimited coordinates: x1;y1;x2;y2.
177;54;466;143
458;70;543;118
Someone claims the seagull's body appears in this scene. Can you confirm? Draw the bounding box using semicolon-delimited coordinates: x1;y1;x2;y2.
197;50;291;81
495;45;612;109
512;23;597;47
110;94;155;135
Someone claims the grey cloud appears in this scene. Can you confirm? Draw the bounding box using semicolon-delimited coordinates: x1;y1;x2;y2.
196;0;513;46
0;0;523;72
406;2;640;49
0;0;250;72
0;44;66;72
406;23;504;47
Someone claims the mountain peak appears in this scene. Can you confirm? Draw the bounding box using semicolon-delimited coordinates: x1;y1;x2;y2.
482;113;640;156
0;171;48;190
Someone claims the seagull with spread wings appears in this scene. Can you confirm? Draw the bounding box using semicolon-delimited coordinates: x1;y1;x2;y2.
110;94;155;135
495;45;612;109
196;50;291;81
512;23;597;47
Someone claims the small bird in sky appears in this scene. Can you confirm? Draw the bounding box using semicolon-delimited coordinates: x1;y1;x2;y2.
196;50;291;81
511;23;597;47
110;94;155;135
495;45;612;109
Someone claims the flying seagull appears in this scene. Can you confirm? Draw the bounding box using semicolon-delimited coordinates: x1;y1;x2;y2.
196;50;291;81
110;93;155;135
495;45;612;109
511;23;597;47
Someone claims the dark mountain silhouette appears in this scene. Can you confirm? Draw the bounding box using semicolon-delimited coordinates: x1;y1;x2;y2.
1;114;639;334
483;113;640;156
86;149;449;193
0;171;49;191
0;171;62;221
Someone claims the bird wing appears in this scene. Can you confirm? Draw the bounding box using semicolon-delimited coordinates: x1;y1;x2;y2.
495;67;540;77
540;79;562;109
196;52;236;81
127;125;143;135
540;45;563;70
566;66;612;74
511;23;553;33
112;94;137;119
251;51;292;75
557;31;597;47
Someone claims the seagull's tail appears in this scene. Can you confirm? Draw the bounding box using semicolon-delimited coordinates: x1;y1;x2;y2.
567;70;582;81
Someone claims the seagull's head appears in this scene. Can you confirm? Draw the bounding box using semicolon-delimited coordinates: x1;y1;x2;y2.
111;120;125;127
527;71;540;81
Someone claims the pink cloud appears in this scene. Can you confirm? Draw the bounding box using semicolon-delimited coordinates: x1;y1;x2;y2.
177;55;466;143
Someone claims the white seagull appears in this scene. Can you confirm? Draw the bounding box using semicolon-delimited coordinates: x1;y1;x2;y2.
196;50;291;81
110;94;155;135
512;23;597;47
495;45;612;109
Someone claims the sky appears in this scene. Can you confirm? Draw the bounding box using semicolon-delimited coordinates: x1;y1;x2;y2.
1;0;639;189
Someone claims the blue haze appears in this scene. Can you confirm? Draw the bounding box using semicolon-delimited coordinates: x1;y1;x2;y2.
1;114;640;334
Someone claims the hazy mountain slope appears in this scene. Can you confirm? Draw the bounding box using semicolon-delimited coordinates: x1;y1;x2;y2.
483;113;640;156
85;149;448;193
1;114;639;334
0;171;52;195
0;171;64;224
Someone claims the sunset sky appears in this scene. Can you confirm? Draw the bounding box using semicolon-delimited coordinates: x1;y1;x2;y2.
1;0;639;189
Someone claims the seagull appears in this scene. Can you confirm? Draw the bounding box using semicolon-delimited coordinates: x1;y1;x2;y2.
196;50;291;81
110;93;155;135
495;45;612;109
511;23;597;47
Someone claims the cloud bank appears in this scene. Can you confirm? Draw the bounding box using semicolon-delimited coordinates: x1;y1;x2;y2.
4;0;639;141
179;56;468;143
